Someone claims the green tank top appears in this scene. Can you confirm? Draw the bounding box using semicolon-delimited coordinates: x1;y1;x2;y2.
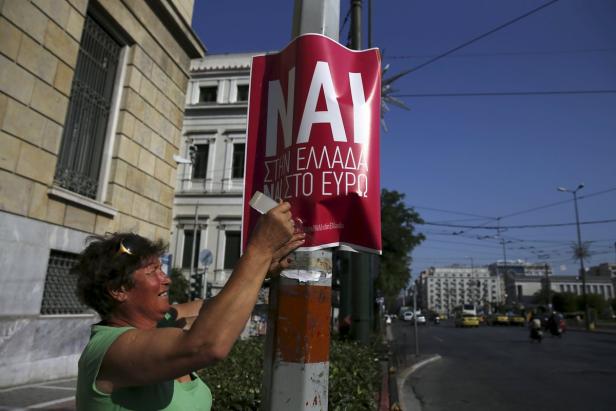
76;325;212;411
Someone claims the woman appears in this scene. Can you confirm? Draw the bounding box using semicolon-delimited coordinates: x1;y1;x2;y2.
74;202;303;410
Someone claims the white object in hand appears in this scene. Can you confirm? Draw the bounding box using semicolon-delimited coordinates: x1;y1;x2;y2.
249;191;278;214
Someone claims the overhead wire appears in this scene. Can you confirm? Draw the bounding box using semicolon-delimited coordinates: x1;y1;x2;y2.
394;90;616;98
423;218;616;229
387;47;616;60
387;0;560;77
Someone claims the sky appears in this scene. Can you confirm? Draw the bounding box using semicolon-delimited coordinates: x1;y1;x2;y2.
191;0;616;278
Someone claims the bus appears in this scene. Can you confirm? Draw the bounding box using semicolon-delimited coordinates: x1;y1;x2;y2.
462;304;477;316
454;304;480;327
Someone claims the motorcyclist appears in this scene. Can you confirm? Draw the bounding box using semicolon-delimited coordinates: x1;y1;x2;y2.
529;314;543;343
548;311;563;337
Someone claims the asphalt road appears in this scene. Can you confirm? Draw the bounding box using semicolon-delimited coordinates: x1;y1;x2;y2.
392;320;616;411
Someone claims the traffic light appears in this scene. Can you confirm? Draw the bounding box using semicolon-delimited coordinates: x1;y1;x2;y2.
190;273;203;300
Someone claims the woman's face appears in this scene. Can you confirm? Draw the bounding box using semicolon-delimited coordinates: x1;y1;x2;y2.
125;255;172;323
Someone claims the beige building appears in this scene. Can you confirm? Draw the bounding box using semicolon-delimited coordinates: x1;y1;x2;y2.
419;266;505;316
0;0;204;387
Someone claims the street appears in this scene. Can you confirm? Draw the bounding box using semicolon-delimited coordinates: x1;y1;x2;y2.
392;320;616;411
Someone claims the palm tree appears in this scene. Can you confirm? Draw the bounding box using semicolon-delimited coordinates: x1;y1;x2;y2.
571;241;592;263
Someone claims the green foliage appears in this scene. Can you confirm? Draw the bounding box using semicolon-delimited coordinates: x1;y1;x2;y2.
198;337;382;410
552;292;578;313
378;189;425;303
168;268;189;304
580;293;607;314
531;288;552;305
198;338;264;410
328;339;381;411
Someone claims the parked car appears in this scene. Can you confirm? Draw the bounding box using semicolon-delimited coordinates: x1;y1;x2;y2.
509;313;526;326
490;313;510;326
403;311;414;321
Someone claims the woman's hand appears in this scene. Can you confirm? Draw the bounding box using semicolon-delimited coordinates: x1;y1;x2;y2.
268;232;306;277
247;201;295;256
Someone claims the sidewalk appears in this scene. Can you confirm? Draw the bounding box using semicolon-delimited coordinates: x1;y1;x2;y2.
565;319;616;334
0;378;76;410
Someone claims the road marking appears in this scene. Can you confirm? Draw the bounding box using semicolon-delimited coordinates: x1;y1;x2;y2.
398;354;442;386
37;386;76;391
433;336;444;343
0;378;76;393
27;396;75;409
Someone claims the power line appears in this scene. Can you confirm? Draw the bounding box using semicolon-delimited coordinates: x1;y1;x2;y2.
412;205;494;219
499;186;616;219
393;90;616;98
422;218;616;230
387;47;616;60
389;0;560;77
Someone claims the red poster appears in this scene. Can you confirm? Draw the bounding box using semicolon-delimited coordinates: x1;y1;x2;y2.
242;34;381;254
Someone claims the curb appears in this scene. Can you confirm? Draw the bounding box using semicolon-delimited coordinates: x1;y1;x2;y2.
397;354;442;389
397;354;442;411
564;327;616;335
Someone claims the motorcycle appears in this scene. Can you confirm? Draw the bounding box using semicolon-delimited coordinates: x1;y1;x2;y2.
548;314;565;337
530;327;543;343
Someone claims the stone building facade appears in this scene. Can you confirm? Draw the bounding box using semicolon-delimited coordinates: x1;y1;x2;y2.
0;0;204;387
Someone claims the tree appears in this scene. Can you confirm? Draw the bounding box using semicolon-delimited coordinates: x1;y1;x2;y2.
168;267;189;304
581;293;606;315
532;287;552;306
377;189;425;307
552;292;578;313
570;241;592;262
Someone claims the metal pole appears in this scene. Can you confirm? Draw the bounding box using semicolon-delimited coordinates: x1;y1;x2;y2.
350;0;361;49
572;190;591;330
347;0;373;345
544;263;551;309
263;2;339;409
368;0;372;48
412;283;419;356
190;200;199;299
497;219;510;304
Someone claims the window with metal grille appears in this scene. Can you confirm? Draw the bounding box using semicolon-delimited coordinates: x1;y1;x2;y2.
224;231;241;269
191;144;209;179
41;250;89;315
231;143;245;179
182;229;201;269
54;13;122;199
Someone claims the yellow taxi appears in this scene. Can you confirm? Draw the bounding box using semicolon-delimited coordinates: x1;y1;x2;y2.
455;314;480;327
509;314;526;326
490;313;510;326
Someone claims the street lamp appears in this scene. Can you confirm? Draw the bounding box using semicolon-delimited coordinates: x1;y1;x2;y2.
558;183;591;330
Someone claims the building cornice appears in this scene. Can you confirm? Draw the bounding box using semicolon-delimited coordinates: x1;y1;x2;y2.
146;0;206;58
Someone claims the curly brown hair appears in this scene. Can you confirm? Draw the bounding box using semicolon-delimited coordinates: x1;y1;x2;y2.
72;233;167;319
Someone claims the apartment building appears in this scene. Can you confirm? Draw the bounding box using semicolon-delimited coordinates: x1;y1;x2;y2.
419;266;505;316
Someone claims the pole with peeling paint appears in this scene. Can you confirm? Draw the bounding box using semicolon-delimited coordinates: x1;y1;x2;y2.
261;2;339;409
